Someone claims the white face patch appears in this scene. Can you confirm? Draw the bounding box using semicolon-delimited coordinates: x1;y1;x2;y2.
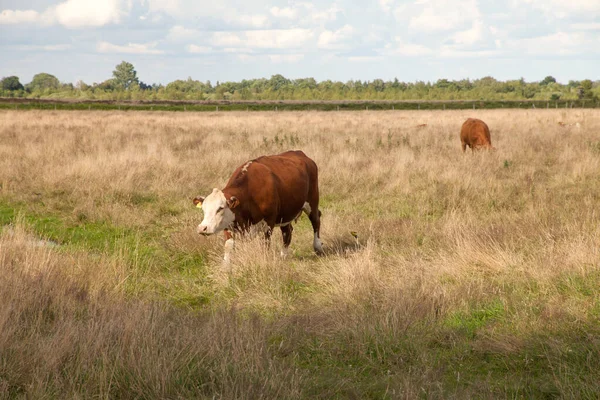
197;188;236;235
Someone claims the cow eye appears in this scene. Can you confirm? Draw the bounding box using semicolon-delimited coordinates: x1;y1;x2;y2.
217;206;224;212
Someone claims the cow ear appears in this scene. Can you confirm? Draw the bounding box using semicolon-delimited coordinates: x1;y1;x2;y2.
193;196;204;208
227;196;239;209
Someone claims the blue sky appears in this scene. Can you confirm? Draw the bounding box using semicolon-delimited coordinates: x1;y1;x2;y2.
1;0;599;85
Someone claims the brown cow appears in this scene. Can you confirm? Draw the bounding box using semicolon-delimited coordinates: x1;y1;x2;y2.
460;118;493;152
193;150;323;263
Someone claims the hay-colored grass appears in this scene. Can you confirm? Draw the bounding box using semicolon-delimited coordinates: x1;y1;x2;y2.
1;109;600;398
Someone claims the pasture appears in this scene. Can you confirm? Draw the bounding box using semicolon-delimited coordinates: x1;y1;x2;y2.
1;109;600;398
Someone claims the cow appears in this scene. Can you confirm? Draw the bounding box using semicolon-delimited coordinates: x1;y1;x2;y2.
460;118;493;152
193;150;323;263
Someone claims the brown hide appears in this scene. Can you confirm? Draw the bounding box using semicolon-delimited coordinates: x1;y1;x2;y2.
222;151;321;250
460;118;492;152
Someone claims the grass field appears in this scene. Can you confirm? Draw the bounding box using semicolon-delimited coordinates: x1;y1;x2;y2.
1;109;600;398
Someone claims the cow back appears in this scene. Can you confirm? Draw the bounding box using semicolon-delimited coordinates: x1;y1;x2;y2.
226;150;318;226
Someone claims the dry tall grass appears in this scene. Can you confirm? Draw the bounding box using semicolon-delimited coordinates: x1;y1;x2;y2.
1;109;600;398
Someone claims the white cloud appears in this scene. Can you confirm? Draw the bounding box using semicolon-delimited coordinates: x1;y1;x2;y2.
211;32;245;47
317;24;355;49
53;0;128;28
438;47;500;58
300;3;341;23
97;41;164;54
348;56;385;62
0;9;42;24
142;0;270;28
451;20;484;45
186;45;212;54
517;0;600;18
228;14;269;29
570;22;600;31
167;25;199;41
237;54;255;62
43;44;72;51
403;0;480;32
270;6;298;19
269;54;304;63
504;31;597;55
223;47;254;54
379;0;394;13
211;29;314;50
0;0;129;28
13;44;72;51
246;29;313;48
143;0;182;16
385;37;433;56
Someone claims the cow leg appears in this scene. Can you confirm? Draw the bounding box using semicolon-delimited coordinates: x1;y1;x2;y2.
264;226;273;242
280;224;293;258
263;220;275;248
223;229;235;265
461;141;467;152
308;209;324;255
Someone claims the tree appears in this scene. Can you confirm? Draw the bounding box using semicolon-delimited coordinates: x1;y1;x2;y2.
540;75;556;86
139;81;152;90
578;79;594;100
75;80;90;90
112;61;139;90
371;79;385;92
96;79;118;91
27;73;60;91
1;76;24;91
268;74;291;91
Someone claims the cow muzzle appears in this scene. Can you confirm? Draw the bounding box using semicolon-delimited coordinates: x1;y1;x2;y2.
197;225;213;236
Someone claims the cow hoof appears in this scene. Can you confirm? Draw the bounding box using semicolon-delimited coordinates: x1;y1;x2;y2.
280;248;291;259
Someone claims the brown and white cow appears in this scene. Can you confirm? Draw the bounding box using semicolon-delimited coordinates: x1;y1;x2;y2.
193;150;323;263
460;118;493;152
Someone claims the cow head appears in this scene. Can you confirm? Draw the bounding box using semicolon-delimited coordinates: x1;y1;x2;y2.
194;188;238;235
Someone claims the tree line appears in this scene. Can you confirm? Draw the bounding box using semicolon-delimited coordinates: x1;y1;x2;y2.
1;61;599;102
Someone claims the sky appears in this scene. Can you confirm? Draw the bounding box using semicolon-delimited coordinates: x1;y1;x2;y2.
0;0;599;86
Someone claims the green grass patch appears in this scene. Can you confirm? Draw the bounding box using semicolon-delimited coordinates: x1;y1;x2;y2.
556;270;600;297
443;299;506;338
0;198;213;306
0;203;15;225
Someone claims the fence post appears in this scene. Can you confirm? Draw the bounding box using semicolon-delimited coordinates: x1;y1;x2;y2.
216;106;219;112
473;103;475;110
418;104;420;110
443;104;446;110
